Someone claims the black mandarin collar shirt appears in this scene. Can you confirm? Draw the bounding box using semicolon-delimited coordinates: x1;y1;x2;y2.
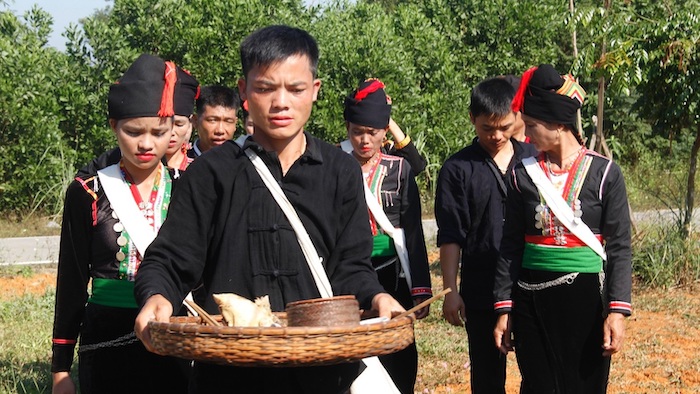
135;132;386;314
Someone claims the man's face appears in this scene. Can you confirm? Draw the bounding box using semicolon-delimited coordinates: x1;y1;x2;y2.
194;105;238;152
471;112;516;156
238;55;321;144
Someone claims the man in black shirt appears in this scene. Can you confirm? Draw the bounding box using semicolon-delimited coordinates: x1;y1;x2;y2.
133;25;404;394
435;78;537;394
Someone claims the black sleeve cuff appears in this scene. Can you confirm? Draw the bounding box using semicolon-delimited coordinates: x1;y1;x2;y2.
51;343;76;372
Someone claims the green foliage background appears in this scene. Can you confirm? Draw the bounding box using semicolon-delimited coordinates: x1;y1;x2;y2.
1;0;699;222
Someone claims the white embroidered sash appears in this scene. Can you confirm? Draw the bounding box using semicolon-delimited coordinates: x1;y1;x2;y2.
341;139;413;288
97;164;158;257
522;157;606;261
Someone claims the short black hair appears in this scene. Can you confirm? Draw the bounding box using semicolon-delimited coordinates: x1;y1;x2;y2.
240;25;319;79
196;85;240;115
470;78;516;118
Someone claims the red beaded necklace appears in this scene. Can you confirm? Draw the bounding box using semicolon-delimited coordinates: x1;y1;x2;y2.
119;162;162;227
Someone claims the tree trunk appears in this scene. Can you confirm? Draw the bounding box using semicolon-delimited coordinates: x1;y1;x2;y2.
570;0;585;139
682;124;700;237
596;75;606;154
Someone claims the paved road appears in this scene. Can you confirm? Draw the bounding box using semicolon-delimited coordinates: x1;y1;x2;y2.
0;236;60;266
0;221;437;266
0;210;693;265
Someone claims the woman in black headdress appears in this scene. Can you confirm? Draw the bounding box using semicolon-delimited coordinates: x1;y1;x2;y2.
341;78;433;394
51;54;198;394
492;64;632;394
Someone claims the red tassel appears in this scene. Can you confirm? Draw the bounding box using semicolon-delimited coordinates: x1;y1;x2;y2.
243;100;248;111
354;79;385;101
511;66;537;112
158;61;177;117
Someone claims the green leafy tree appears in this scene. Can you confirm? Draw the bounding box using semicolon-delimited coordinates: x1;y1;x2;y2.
0;7;78;215
309;0;471;194
631;5;700;236
65;0;311;159
5;0;696;223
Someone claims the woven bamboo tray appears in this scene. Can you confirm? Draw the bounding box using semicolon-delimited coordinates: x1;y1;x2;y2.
148;313;414;367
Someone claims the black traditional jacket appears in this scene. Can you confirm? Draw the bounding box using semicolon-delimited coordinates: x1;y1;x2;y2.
493;150;633;315
368;153;432;298
135;133;386;314
435;138;538;309
52;165;173;372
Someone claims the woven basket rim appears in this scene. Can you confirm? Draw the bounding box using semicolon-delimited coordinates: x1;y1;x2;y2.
148;313;412;336
286;294;357;308
147;313;415;366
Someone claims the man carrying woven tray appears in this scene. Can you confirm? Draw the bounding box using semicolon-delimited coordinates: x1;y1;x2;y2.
134;25;406;393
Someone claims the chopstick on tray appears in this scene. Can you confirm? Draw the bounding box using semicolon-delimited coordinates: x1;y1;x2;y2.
392;288;452;320
184;299;222;327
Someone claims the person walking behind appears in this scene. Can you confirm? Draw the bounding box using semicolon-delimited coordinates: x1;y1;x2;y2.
435;77;537;394
343;77;433;393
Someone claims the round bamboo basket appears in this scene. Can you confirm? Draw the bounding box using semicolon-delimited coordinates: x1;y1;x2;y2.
286;295;360;327
148;313;414;367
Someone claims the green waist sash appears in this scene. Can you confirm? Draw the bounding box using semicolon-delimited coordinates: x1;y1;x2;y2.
89;278;138;309
372;233;396;258
522;243;602;273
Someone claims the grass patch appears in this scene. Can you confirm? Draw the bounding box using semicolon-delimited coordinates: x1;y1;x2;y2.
0;215;61;238
1;279;699;393
3;247;699;393
0;290;62;393
0;265;36;278
414;296;472;392
632;221;700;288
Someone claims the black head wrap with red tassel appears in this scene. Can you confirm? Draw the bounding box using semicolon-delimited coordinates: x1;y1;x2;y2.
343;78;392;129
108;54;199;120
511;64;585;132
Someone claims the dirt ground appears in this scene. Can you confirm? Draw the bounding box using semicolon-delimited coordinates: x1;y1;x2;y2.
1;270;57;300
429;285;700;394
2;271;698;393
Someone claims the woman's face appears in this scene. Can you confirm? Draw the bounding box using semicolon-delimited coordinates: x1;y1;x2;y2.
166;115;192;156
346;122;387;162
110;116;172;173
522;114;562;152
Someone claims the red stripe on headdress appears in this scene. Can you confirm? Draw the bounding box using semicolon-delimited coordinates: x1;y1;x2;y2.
158;61;177;117
511;66;537;112
354;79;385;101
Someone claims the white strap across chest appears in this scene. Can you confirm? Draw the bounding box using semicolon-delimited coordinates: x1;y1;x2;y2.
234;136;333;298
97;164;157;257
237;136;399;393
522;156;606;261
341;139;413;287
361;181;412;288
